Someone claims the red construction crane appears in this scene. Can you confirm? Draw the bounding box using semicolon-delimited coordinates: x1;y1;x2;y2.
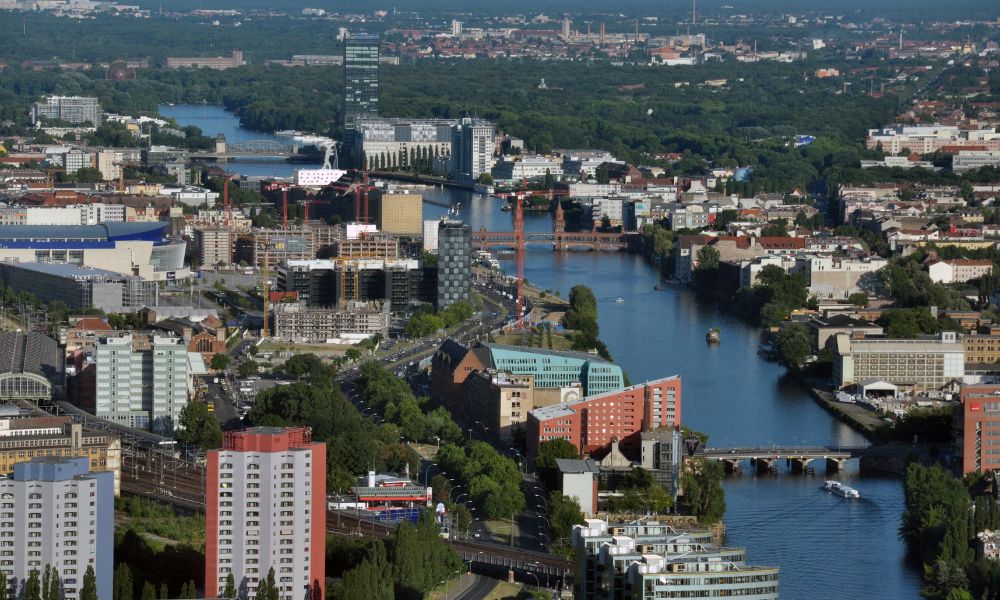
282;188;288;229
222;176;231;227
349;171;374;224
515;179;526;330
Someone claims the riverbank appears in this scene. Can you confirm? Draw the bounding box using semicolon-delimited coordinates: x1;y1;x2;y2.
808;386;884;440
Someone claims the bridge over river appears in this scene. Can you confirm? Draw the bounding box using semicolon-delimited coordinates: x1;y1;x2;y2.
703;446;868;474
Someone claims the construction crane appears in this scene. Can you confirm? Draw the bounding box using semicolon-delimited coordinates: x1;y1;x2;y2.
345;171;375;226
515;179;526;330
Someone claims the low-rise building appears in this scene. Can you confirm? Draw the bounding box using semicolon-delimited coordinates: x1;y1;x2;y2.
978;530;1000;560
165;50;245;70
272;301;390;344
928;259;994;284
491;155;563;182
953;151;1000;174
0;416;121;494
965;330;1000;364
463;369;582;442
832;332;964;392
527;376;682;459
555;458;599;517
808;315;884;351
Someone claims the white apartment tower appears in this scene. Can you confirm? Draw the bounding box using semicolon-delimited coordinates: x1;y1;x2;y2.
0;457;114;600
95;334;190;434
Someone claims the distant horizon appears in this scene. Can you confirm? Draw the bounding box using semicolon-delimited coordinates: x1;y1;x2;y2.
143;0;1000;22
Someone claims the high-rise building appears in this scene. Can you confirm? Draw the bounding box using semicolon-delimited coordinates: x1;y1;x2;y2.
960;384;1000;475
0;457;114;600
451;19;463;36
437;219;471;309
205;427;326;600
450;118;496;182
94;334;192;434
30;96;102;125
194;227;233;267
344;33;380;127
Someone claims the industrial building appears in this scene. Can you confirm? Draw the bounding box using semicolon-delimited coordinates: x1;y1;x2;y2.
0;331;64;402
30;95;102;125
0;261;158;311
573;518;779;600
205;428;326;600
272;301;390;344
526;376;682;459
0;457;115;600
832;331;965;392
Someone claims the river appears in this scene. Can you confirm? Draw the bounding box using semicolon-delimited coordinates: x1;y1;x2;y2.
161;104;922;599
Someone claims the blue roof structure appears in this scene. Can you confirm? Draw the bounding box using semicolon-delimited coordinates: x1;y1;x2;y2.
0;222;169;249
2;262;121;279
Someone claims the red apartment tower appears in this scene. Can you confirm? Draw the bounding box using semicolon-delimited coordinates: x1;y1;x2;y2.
205;427;326;600
961;385;1000;475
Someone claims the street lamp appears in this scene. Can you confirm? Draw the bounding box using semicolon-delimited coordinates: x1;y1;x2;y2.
423;462;439;486
533;493;549;511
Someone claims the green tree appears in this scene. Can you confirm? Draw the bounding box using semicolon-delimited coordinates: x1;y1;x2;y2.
847;292;869;307
210;353;231;370
237;359;260;378
158;584;168;599
222;573;236;599
760;218;789;237
141;582;157;600
177;401;223;449
25;570;41;600
81;567;98;600
774;323;813;369
114;564;133;600
534;438;579;490
548;491;585;552
0;570;7;600
46;571;61;600
681;458;726;524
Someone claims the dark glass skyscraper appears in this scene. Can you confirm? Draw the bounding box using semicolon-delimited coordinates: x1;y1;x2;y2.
436;219;471;309
343;33;380;127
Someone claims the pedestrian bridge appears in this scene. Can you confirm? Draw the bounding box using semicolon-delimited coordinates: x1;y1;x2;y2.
702;446;867;474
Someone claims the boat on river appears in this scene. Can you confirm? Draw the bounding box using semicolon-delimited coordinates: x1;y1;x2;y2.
824;481;860;499
616;297;624;303
706;328;720;343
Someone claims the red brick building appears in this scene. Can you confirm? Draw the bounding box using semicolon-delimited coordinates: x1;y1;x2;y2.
961;384;1000;475
526;376;682;460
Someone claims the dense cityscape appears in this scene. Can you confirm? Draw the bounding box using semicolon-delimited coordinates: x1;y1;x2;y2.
0;0;995;599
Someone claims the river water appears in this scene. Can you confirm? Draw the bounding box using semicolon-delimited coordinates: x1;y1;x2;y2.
161;104;922;599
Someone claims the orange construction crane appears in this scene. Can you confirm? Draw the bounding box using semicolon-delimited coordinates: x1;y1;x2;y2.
282;188;288;229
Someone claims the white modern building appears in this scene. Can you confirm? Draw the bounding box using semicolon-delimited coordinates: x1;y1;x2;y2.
953;151;1000;174
491;155;562;182
451;117;495;182
294;168;348;187
0;457;114;600
31;96;102;125
928;259;994;284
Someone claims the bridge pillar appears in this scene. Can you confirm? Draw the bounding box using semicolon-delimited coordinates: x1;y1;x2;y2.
826;457;847;472
790;457;815;474
751;457;777;474
721;459;742;474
